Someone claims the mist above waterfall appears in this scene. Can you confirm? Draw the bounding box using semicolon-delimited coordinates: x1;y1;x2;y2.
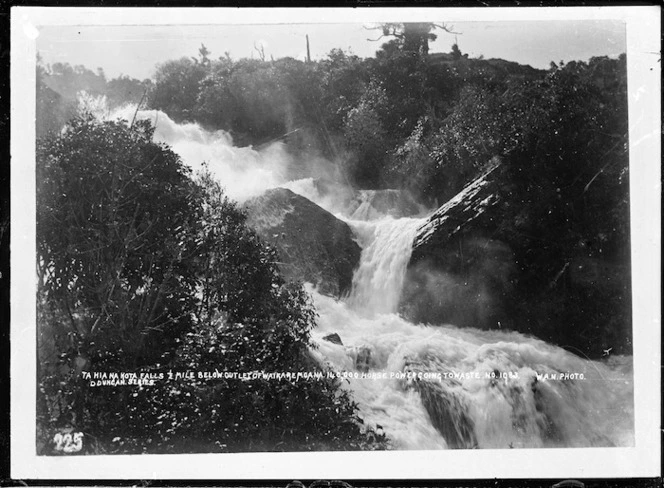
112;106;293;202
84;94;426;214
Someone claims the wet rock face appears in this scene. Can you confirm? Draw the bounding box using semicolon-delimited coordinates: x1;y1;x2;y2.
411;158;504;258
401;159;513;331
412;379;478;449
400;158;632;358
401;236;517;332
355;347;372;373
244;188;361;297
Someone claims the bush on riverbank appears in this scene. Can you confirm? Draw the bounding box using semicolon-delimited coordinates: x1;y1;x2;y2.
36;116;386;454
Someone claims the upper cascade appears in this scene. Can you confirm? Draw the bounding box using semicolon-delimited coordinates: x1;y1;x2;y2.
346;217;424;316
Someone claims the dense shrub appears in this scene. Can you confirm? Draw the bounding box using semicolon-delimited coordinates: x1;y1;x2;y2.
36;116;386;454
151;56;209;123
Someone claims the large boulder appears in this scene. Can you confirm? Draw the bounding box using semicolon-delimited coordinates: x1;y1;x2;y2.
410;158;504;256
244;188;361;297
400;158;632;358
400;159;514;332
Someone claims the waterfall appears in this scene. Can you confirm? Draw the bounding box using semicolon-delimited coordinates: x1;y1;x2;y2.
310;208;634;450
102;103;293;203
94;99;634;450
346;217;424;316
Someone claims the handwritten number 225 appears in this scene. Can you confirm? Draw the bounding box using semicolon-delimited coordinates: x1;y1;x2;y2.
53;432;83;453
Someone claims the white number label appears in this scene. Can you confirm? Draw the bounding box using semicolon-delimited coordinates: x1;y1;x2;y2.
52;431;83;453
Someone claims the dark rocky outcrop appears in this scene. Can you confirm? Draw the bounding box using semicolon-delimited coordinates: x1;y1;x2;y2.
355;347;372;373
322;333;343;346
400;158;632;359
245;188;361;297
412;379;478;449
400;159;513;332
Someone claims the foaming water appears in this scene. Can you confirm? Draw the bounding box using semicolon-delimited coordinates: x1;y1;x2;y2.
280;178;344;214
310;287;634;449
308;187;633;449
103;102;293;202
87;96;634;450
346;217;424;316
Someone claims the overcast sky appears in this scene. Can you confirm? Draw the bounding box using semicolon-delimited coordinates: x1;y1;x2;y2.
36;20;626;80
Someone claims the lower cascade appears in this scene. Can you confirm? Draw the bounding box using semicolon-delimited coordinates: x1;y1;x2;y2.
308;210;634;450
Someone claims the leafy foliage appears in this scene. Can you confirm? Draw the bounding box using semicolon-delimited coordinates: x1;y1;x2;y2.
36;57;150;138
367;23;457;57
399;55;630;356
317;49;370;132
147;43;532;190
36;117;385;454
105;75;150;108
342;82;389;188
37;116;200;368
151;56;208;122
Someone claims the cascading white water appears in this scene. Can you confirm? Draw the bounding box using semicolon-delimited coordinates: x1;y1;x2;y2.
308;208;635;449
283;165;634;450
310;289;634;449
95;99;634;450
103;103;293;203
345;217;423;316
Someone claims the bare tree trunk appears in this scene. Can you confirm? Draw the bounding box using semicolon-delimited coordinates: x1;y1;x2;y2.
306;35;311;63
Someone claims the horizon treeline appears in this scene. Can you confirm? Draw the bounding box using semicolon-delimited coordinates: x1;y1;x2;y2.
37;27;628;206
37;28;630;265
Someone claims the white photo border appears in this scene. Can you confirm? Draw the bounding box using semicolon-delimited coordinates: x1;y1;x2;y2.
10;5;661;480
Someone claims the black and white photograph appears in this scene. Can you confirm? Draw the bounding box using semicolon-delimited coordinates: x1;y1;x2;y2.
9;6;661;481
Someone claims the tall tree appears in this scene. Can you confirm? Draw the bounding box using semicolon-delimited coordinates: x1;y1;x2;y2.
367;22;458;56
197;43;211;67
150;57;209;122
